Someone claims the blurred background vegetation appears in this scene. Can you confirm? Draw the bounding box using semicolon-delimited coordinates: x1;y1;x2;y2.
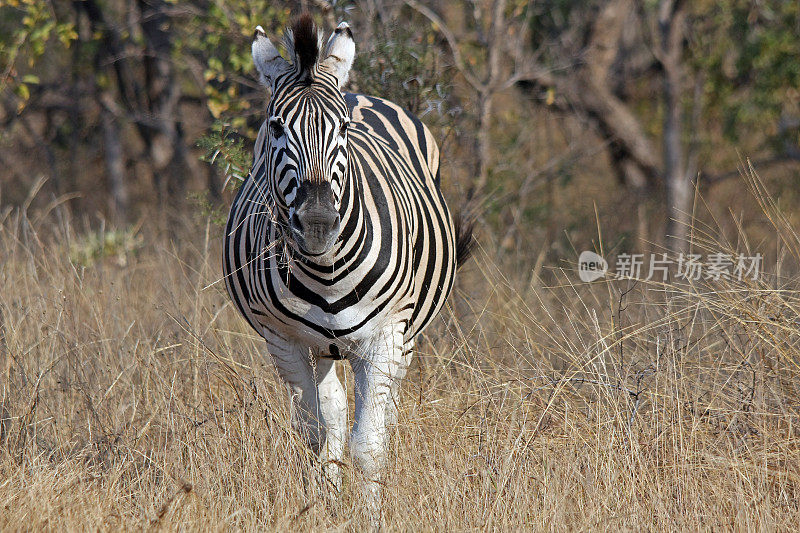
1;0;799;262
2;4;800;526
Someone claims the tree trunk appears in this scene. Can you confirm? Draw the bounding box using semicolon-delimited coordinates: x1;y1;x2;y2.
138;0;188;210
101;102;128;223
470;0;506;198
473;90;492;196
660;0;691;252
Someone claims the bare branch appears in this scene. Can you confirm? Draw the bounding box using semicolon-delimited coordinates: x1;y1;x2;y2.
485;0;507;91
703;153;800;186
404;0;484;91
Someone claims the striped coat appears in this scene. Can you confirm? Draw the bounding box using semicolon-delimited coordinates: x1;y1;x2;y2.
224;93;458;355
222;15;471;518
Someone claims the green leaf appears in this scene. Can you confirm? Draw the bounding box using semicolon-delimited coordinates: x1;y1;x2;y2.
14;83;30;101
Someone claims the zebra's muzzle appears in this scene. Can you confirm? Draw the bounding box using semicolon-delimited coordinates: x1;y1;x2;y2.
289;182;341;256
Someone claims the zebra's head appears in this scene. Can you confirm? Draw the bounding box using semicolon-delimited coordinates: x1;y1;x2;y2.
251;15;355;257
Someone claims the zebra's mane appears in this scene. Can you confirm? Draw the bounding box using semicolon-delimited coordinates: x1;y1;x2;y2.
284;14;323;82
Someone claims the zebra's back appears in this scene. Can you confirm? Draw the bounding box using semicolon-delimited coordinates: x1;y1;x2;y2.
345;94;456;340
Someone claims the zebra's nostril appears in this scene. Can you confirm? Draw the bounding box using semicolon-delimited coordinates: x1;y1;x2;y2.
290;212;302;231
296;207;339;230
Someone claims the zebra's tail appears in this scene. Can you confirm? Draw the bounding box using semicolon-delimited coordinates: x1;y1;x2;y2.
453;208;477;268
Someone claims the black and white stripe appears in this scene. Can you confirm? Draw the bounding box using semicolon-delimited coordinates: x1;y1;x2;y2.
225;92;460;345
222;14;472;514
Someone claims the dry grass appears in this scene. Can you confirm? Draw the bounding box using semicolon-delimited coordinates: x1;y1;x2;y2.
1;172;800;531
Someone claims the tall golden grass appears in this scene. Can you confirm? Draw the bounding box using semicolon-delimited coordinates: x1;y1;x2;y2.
1;169;799;530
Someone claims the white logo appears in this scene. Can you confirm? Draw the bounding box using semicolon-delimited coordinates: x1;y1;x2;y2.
578;251;608;282
576;251;762;282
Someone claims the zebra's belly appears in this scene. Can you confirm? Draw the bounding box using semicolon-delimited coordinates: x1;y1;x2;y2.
251;280;412;353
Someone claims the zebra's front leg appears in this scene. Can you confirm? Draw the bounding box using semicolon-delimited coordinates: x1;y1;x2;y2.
266;336;344;490
350;324;411;520
316;357;347;491
385;340;413;432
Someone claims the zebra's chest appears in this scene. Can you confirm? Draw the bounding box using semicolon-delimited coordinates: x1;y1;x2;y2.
271;276;370;323
248;248;412;347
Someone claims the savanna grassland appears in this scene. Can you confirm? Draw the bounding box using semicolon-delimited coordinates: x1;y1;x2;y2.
1;169;799;531
2;0;800;530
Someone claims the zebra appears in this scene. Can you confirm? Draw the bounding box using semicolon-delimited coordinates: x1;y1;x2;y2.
223;14;472;514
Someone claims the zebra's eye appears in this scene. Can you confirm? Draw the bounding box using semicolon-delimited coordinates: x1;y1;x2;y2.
269;118;284;139
339;118;349;138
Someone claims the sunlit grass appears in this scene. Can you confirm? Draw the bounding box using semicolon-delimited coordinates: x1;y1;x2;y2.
0;169;798;530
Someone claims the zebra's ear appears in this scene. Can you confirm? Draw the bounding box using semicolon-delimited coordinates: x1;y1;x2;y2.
252;26;290;87
322;22;355;89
